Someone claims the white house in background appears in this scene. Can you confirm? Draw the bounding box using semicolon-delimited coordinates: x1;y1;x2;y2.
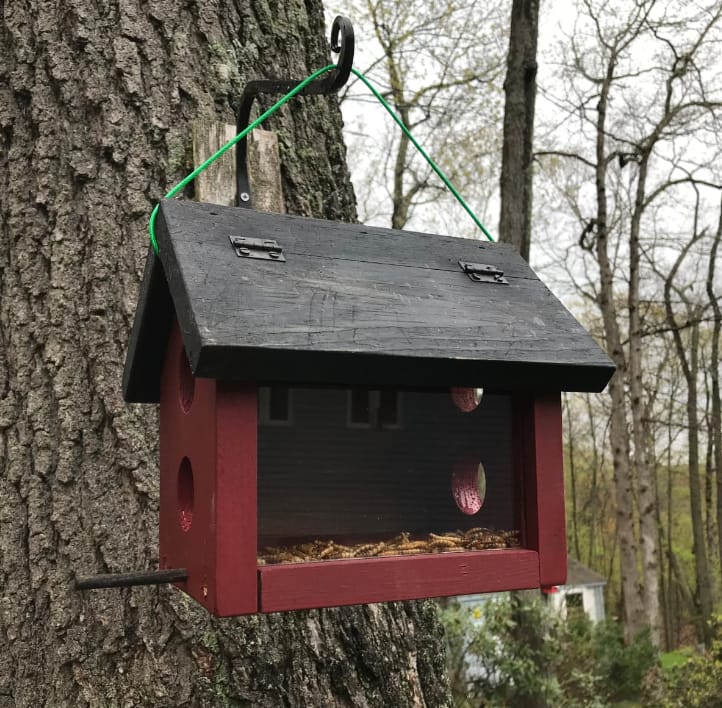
455;557;607;627
548;556;607;623
453;559;607;683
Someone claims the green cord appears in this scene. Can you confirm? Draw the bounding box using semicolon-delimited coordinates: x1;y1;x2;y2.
148;64;493;253
350;68;494;242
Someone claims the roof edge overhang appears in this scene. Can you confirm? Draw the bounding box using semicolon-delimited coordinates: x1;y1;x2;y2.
122;202;615;403
122;250;614;401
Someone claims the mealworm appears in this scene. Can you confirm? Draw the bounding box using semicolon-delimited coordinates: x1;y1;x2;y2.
256;525;520;565
430;532;459;542
397;541;429;551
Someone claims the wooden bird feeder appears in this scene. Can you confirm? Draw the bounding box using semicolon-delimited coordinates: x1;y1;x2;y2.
120;199;614;616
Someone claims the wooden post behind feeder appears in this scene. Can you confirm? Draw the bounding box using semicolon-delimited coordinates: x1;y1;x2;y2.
120;199;614;616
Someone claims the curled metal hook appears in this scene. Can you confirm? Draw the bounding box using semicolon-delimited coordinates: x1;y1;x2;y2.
236;16;355;208
329;15;355;89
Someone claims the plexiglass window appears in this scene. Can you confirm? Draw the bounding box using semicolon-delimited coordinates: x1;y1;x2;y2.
257;387;520;564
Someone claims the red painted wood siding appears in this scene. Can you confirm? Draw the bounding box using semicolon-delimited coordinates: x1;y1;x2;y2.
259;549;540;612
515;393;567;586
159;321;258;615
158;318;564;614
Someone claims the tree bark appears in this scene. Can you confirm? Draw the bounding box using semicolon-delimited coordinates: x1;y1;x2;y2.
664;259;714;646
707;201;722;582
564;394;581;560
498;4;548;706
499;0;538;260
628;152;661;645
0;2;451;705
591;54;647;639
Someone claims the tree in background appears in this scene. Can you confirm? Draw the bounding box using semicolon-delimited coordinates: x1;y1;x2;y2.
658;205;721;644
338;0;505;234
496;4;552;708
0;2;452;704
499;0;539;261
536;0;722;645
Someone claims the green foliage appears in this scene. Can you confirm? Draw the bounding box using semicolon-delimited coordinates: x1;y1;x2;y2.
441;597;658;707
590;620;658;702
642;616;722;708
442;596;563;707
660;648;693;670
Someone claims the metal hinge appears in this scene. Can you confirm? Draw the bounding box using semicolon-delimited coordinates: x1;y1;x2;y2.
458;261;508;284
229;235;286;261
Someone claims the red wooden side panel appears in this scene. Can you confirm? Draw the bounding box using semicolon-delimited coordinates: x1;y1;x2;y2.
259;549;540;612
214;381;257;616
159;321;257;616
515;393;566;586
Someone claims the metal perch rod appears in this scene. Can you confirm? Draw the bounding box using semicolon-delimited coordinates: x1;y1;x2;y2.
75;568;188;590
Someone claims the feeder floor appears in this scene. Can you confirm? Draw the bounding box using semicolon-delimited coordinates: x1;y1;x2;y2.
258;527;520;565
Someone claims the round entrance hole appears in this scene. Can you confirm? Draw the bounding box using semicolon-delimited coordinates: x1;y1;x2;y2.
451;459;487;515
178;457;194;532
179;347;195;412
451;387;483;413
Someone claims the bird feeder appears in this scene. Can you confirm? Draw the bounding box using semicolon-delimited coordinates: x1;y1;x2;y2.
120;199;614;616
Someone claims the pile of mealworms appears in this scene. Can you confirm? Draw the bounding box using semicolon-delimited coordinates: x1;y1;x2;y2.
257;527;520;565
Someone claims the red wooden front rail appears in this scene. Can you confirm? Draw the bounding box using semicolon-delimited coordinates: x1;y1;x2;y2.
515;392;567;587
258;549;540;612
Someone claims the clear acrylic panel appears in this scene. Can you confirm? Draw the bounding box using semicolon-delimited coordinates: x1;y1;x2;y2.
257;386;520;564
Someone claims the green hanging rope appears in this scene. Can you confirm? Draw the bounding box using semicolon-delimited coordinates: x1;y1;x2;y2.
350;68;494;243
148;64;494;254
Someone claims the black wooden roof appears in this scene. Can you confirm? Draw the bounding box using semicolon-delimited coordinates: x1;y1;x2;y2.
122;199;614;402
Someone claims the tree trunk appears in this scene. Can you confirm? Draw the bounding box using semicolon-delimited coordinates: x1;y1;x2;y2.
592;62;646;636
664;246;714;646
564;394;581;560
499;0;538;260
0;2;451;706
628;153;661;645
707;202;722;583
498;4;547;707
683;323;713;645
584;395;601;569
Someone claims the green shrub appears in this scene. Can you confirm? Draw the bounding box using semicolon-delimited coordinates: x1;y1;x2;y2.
441;597;658;707
642;616;722;708
441;596;564;707
590;620;657;701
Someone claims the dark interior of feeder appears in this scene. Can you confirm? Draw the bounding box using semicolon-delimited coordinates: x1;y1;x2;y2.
257;387;520;563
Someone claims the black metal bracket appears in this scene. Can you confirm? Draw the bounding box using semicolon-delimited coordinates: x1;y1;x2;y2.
235;15;355;209
458;261;509;285
229;234;285;261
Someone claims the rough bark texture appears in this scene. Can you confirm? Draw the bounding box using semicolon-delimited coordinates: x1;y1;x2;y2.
497;4;547;706
627;153;660;646
498;0;538;261
0;2;452;706
591;51;647;640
